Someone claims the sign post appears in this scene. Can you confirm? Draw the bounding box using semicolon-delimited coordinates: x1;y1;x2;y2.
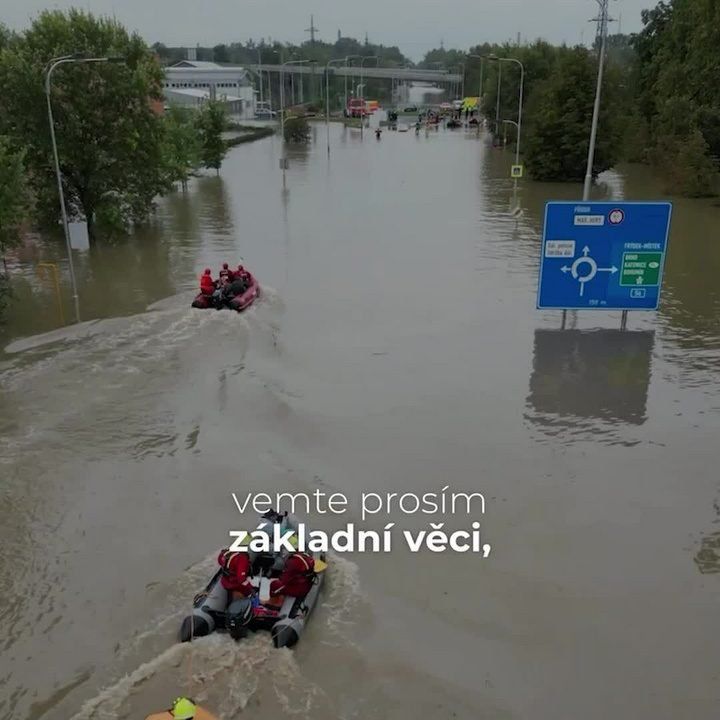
279;157;289;188
537;202;672;327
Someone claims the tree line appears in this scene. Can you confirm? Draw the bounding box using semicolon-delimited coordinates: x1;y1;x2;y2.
419;0;719;196
153;36;410;107
153;36;410;71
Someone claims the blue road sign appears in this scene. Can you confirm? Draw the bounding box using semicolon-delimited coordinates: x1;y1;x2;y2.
537;202;672;310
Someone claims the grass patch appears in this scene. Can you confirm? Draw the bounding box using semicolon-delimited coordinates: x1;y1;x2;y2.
225;124;276;147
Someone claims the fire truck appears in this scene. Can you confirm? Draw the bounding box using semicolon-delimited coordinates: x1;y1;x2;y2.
345;98;369;118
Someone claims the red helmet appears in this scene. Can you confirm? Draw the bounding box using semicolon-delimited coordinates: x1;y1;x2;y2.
222;263;229;269
237;264;245;272
203;268;212;275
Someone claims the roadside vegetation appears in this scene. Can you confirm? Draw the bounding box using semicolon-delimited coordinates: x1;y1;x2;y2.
0;10;235;251
421;0;720;195
283;116;311;143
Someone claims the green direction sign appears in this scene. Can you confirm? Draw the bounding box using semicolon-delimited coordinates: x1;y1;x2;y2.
620;252;663;286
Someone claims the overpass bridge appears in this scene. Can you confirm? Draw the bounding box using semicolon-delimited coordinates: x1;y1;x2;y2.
253;64;461;84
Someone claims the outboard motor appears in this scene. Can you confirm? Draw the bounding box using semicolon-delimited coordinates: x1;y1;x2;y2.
271;615;304;648
226;597;254;641
179;609;214;642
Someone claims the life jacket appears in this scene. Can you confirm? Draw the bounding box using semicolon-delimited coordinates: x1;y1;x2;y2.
200;274;215;294
218;549;249;577
287;552;315;580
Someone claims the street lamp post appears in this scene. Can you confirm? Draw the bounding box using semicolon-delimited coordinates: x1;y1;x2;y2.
280;58;309;139
256;49;264;110
467;54;485;109
495;56;525;210
497;58;525;168
45;54;124;324
326;57;347;155
502;119;518;145
344;54;361;111
256;48;279;113
359;55;378;139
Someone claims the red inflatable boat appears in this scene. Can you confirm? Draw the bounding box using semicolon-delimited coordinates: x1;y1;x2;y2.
192;271;260;312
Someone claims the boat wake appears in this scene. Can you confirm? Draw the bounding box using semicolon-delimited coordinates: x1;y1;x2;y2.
64;552;364;720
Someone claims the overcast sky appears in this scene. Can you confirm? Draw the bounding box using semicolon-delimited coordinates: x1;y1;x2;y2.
2;0;651;60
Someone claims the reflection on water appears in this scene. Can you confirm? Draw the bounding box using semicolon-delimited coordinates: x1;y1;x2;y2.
695;530;720;574
526;329;654;440
695;500;720;574
0;171;240;348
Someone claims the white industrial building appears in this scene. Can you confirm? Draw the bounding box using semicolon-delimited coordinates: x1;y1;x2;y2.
163;60;256;119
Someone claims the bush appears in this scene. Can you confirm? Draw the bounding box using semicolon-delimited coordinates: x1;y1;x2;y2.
623;113;651;164
283;115;310;143
0;136;28;254
0;274;11;319
655;129;719;197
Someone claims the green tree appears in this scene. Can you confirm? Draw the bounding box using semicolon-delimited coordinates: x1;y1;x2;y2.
162;106;201;189
213;44;229;63
632;0;720;195
0;9;168;239
195;100;228;172
524;47;621;182
0;136;28;254
0;136;28;319
0;22;13;51
656;129;719;198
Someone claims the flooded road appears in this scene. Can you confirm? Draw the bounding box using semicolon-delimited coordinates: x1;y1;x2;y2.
1;121;720;720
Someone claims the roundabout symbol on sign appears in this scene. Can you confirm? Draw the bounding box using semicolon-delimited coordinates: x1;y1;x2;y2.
561;246;618;297
608;208;625;225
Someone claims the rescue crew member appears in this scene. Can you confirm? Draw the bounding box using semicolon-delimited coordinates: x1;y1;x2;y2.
224;275;248;299
199;268;215;296
217;548;254;598
269;536;315;599
219;262;234;283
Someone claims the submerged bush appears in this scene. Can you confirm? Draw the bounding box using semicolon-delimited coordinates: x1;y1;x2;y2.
283;116;310;143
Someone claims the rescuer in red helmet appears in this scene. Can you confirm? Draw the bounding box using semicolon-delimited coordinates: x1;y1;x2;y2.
217;548;254;598
199;268;215;296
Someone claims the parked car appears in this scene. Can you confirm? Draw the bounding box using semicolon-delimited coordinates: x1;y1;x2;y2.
403;105;418;113
255;108;277;119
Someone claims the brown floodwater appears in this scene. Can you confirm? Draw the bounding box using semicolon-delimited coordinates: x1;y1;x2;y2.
1;120;720;720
